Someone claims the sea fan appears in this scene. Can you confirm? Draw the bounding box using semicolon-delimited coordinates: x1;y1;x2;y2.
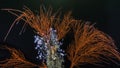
0;46;39;68
1;6;120;68
2;6;74;68
66;21;120;68
2;6;74;41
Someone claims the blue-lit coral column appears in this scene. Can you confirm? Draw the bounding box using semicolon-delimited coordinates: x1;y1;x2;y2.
34;28;65;68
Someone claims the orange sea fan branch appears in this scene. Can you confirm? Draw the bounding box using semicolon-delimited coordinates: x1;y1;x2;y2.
3;6;74;41
67;21;120;68
0;46;39;67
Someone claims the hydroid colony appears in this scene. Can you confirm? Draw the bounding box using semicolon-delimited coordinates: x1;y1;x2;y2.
0;6;120;68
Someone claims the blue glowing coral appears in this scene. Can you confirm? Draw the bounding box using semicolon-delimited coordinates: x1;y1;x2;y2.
34;28;65;63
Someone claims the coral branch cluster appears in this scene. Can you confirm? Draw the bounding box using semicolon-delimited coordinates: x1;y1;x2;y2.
2;6;74;68
0;46;38;68
1;6;120;68
67;21;120;68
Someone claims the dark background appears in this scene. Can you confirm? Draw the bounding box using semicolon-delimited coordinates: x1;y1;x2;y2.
0;0;120;64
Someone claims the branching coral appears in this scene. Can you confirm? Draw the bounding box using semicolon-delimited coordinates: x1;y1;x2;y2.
1;6;120;68
67;21;120;68
0;46;39;68
2;6;74;68
3;6;74;41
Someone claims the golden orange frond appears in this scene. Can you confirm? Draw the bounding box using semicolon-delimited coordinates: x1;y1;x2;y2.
67;22;120;68
54;12;76;40
0;46;39;67
3;7;74;41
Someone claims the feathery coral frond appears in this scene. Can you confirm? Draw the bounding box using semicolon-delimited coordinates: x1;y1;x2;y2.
2;6;120;68
3;6;73;41
54;12;75;40
0;46;39;68
67;21;120;68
